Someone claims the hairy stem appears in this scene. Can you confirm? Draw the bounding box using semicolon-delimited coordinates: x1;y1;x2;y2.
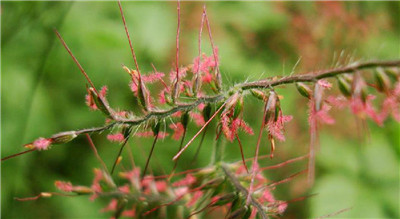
2;60;399;161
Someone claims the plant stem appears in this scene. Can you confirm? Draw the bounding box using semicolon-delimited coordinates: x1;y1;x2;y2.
210;134;226;165
221;163;268;219
3;60;399;161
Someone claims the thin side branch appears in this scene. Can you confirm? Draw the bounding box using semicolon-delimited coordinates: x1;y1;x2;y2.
221;163;268;219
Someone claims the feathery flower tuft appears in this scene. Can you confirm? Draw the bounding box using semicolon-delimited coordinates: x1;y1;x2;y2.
170;122;185;140
33;137;52;150
107;133;125;143
55;181;73;192
172;174;196;187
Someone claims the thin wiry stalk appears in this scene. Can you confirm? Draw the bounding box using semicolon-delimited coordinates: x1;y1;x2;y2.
1;148;37;161
111;129;133;174
142;133;159;178
85;134;109;174
191;126;208;164
117;0;141;77
235;133;249;173
54;30;99;96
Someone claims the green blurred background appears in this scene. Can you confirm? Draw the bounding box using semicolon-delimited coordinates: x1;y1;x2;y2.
1;1;399;218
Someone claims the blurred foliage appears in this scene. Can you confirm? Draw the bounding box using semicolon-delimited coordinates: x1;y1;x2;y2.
1;1;399;218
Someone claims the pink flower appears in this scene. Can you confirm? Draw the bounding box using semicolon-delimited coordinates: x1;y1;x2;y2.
192;48;219;84
54;181;73;192
170;123;185;140
122;208;136;217
174;187;189;197
172;174;196;187
190;112;205;126
129;81;139;93
169;67;188;82
350;95;381;125
155;181;167;192
239;119;254;135
85;93;98;110
100;199;118;212
107;133;125;143
202;72;213;83
119;168;141;186
259;189;275;203
326;95;348;109
197;103;205;111
377;81;400;123
380;95;400;122
135;131;169;139
129;71;165;93
118;184;130;194
266;114;293;141
142;72;165;83
33;137;52;150
158;88;170;105
99;86;108;98
276;201;288;214
317;79;332;89
313;103;335;125
90;169;104;201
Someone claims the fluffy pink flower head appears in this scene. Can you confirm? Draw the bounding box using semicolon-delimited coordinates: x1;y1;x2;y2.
130;72;165;93
33;137;52;150
85;93;97;110
55;181;73;192
90;169;104;201
118;184;130;194
169;66;188;82
172;174;196;187
174;187;189;197
190;112;205;126
170;122;185;140
317;79;332;89
158;88;170;105
107;133;125;143
266;114;293;142
122;208;136;217
135;131;169;139
350;95;381;125
100;199;118;212
155;181;168;193
375;81;400;123
259;188;276;204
